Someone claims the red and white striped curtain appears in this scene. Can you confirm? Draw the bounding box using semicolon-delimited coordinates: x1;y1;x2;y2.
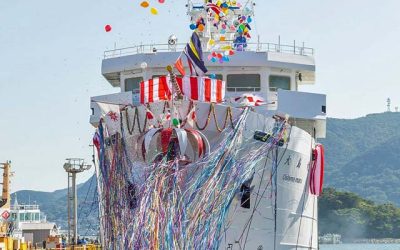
140;76;171;104
140;76;225;104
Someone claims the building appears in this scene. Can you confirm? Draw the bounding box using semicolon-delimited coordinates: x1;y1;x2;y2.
10;197;59;245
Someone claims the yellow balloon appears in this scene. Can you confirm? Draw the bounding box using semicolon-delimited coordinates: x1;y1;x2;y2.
150;7;158;15
221;45;232;50
208;39;215;46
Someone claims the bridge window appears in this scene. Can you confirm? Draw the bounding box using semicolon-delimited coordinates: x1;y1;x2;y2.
269;75;291;91
125;77;143;93
227;74;261;92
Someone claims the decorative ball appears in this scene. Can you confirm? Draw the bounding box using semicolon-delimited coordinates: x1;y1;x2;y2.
172;118;180;127
141;62;148;69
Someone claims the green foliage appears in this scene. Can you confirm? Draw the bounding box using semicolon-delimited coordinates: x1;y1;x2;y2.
319;188;400;239
320;112;400;205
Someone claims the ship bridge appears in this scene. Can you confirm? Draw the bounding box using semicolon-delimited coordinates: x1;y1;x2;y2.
92;40;325;137
91;0;326;138
101;41;316;92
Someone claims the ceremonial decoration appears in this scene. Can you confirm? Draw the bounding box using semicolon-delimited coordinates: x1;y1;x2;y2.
139;76;225;104
94;107;289;249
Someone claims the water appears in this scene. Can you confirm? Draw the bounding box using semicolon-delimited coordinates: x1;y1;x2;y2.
320;244;400;250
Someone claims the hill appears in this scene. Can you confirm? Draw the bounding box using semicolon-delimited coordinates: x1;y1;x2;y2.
319;188;400;240
321;112;400;205
12;175;99;235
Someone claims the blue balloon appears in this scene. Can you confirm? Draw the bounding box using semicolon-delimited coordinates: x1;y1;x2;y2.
223;56;230;62
209;74;217;79
247;17;252;23
190;24;197;30
211;57;217;63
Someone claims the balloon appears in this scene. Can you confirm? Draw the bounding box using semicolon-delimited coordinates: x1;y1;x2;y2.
140;1;149;8
207;54;213;61
229;50;235;56
172;118;180;127
190;23;197;30
230;25;236;31
209;74;216;79
217;53;223;59
104;24;112;32
211;57;217;63
219;58;224;64
222;56;230;62
150;7;158;15
209;39;215;46
247;16;252;23
220;36;226;41
241;16;247;21
221;24;227;30
158;0;165;3
198;24;205;32
220;29;226;34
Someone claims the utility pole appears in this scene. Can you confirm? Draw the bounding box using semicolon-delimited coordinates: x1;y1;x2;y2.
63;158;91;248
0;161;11;237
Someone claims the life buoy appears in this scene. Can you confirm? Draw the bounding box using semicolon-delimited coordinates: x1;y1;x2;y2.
310;144;325;196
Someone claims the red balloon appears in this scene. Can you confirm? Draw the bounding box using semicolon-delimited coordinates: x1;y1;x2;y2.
105;25;112;32
158;0;165;3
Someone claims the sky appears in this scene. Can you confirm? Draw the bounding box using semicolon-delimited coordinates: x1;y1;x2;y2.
0;0;399;192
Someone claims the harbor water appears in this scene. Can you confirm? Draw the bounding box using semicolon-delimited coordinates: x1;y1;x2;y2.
320;244;400;250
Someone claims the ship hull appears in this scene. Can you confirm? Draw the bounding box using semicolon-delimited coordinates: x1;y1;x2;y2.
95;101;319;250
220;126;318;250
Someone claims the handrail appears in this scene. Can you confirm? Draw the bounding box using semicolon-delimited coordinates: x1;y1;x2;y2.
103;42;314;59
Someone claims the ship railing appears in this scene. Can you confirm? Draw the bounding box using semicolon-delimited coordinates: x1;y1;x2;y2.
226;87;261;92
11;204;40;210
103;42;314;59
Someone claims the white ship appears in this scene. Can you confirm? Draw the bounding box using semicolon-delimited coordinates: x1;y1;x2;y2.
90;1;326;249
